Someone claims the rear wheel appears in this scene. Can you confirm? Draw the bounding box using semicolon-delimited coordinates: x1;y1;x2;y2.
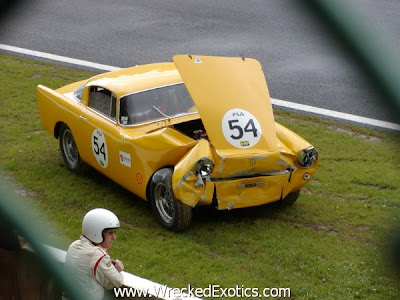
59;124;83;172
150;168;192;231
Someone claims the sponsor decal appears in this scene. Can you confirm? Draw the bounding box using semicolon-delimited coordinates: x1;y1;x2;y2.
121;116;128;125
119;151;131;168
221;108;262;149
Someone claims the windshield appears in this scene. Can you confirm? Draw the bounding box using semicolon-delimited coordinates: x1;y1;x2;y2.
119;83;197;125
73;83;85;102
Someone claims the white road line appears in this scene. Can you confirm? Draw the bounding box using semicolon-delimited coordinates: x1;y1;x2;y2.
0;44;120;72
1;43;399;131
271;98;400;131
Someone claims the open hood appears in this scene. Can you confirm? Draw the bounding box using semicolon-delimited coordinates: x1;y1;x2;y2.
173;55;278;153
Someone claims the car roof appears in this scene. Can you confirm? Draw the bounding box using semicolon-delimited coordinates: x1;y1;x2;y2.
86;62;182;98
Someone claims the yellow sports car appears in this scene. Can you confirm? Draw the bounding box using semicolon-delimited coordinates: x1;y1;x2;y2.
37;55;318;231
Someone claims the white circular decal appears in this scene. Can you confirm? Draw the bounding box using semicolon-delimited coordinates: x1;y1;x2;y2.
222;108;262;148
92;129;108;168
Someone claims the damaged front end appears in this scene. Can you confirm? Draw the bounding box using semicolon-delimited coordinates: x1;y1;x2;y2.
172;133;318;210
170;55;318;210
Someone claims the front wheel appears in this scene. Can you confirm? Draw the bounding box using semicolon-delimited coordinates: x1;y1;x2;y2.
149;168;193;231
59;124;83;172
280;190;300;206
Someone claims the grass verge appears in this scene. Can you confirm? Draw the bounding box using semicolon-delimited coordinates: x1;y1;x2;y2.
1;53;400;299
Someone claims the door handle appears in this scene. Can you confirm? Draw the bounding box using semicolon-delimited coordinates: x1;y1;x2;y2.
79;115;87;121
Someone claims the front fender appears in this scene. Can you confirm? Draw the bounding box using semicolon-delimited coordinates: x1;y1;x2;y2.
172;139;214;207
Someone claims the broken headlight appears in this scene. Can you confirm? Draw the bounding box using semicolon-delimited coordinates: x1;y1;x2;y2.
194;157;214;177
297;147;318;168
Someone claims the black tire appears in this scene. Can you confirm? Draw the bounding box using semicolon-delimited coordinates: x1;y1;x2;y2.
281;190;300;206
149;168;193;231
59;124;83;172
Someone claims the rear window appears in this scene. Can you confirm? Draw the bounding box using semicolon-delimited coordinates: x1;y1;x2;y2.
88;87;116;120
119;83;196;125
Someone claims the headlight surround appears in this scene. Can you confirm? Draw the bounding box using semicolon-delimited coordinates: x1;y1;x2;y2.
297;146;318;168
194;157;214;177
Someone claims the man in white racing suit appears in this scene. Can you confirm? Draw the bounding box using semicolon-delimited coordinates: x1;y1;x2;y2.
64;208;124;299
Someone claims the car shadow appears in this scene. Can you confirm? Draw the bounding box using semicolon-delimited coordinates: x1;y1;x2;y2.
66;163;296;232
191;201;291;228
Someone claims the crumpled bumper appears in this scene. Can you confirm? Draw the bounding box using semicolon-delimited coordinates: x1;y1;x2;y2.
214;172;290;210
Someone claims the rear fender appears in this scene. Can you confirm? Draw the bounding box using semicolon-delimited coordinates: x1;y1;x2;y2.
37;85;82;137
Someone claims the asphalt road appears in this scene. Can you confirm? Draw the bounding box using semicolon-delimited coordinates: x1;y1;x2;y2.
1;0;399;124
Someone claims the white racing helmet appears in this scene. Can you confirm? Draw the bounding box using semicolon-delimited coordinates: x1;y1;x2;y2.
82;208;120;244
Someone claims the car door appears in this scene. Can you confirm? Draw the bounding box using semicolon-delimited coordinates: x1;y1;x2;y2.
79;86;122;179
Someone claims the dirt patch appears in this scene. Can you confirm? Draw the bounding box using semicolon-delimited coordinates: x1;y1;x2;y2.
332;127;381;142
328;195;371;202
354;181;397;190
311;178;321;184
291;221;339;235
27;129;44;134
31;73;42;79
328;195;349;201
341;224;374;244
310;224;338;235
210;251;226;259
1;175;36;199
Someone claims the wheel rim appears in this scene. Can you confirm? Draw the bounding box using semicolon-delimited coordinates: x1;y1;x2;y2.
62;129;79;167
154;183;175;224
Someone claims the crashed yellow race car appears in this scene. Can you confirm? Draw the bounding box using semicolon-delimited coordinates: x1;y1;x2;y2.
37;55;318;231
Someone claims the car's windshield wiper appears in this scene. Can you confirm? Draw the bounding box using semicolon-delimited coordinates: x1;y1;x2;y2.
152;106;170;120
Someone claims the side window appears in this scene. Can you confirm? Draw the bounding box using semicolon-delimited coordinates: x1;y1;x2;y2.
111;93;116;120
88;87;116;120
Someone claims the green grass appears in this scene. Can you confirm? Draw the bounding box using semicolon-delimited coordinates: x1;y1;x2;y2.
1;53;400;299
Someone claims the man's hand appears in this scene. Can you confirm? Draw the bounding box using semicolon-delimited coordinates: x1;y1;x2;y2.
112;259;124;272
